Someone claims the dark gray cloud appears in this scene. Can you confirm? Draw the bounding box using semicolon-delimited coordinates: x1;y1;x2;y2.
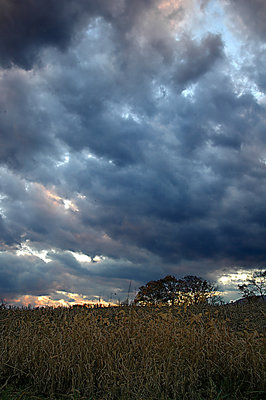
0;0;84;69
221;0;266;95
174;34;224;84
0;0;160;70
223;0;266;40
0;252;61;296
0;69;61;170
0;6;226;171
0;215;16;248
0;0;266;305
0;0;119;69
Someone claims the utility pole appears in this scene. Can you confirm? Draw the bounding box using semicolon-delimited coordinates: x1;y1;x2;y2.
127;280;132;305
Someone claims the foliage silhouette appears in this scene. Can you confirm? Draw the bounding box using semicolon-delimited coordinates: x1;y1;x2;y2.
134;274;217;306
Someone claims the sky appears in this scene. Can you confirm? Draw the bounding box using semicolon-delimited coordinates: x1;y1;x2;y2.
0;0;266;307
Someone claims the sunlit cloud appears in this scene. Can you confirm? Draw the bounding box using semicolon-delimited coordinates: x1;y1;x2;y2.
55;152;70;167
70;251;92;263
43;186;79;212
158;0;183;13
16;241;52;263
218;272;249;286
5;291;117;308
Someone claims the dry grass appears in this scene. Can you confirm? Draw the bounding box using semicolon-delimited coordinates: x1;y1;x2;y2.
0;303;265;399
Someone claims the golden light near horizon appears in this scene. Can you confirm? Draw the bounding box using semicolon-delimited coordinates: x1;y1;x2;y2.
6;291;118;308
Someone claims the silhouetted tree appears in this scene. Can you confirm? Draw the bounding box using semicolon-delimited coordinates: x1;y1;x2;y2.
238;270;266;301
160;275;181;305
134;277;171;306
178;275;217;305
134;275;217;306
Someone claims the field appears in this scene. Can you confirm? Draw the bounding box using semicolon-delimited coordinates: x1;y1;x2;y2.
0;302;265;400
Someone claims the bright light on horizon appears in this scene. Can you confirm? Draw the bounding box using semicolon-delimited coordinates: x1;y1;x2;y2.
4;291;118;308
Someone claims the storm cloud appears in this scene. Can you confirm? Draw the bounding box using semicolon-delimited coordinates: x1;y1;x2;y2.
223;0;266;40
0;0;265;305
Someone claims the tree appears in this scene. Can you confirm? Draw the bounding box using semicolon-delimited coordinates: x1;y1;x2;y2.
134;276;176;306
134;275;217;306
177;275;217;305
238;270;266;301
160;275;181;305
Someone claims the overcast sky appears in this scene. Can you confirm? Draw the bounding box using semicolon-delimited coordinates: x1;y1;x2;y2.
0;0;266;306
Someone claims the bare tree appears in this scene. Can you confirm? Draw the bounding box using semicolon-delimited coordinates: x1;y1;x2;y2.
238;270;266;301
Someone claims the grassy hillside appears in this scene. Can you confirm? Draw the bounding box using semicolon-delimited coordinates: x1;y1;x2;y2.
0;303;265;399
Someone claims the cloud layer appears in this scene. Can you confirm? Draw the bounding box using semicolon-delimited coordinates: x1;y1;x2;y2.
0;0;266;305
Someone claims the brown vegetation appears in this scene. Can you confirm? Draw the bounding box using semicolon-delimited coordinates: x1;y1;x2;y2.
0;303;265;399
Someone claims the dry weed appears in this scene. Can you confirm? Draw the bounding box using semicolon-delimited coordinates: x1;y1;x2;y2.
0;303;265;399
